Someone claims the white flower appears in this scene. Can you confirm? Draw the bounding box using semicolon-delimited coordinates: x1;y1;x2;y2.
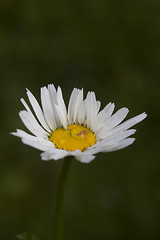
12;84;147;163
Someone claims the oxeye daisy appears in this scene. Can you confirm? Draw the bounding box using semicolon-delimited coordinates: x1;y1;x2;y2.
12;84;147;240
12;84;147;163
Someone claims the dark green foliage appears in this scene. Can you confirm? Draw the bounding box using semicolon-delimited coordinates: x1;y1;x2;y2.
0;0;160;240
16;233;39;240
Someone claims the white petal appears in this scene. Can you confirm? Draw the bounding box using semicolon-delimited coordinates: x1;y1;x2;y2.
20;98;51;135
68;88;83;124
77;100;86;125
41;149;69;161
55;86;68;129
41;87;57;130
104;103;115;118
68;88;77;124
47;84;61;127
102;102;112;112
100;129;136;147
96;111;146;139
69;149;95;163
70;146;101;163
94;109;109;133
104;107;129;129
112;112;147;133
19;110;49;138
12;129;53;151
21;98;33;114
94;103;115;133
26;89;50;132
85;91;98;130
75;154;95;163
114;138;135;150
104;138;135;152
47;84;57;103
96;101;101;113
11;129;33;139
73;89;83;124
96;107;129;137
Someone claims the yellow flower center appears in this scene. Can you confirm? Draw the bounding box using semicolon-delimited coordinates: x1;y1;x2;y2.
49;124;96;151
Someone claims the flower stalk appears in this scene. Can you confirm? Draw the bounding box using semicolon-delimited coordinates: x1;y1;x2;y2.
54;157;72;240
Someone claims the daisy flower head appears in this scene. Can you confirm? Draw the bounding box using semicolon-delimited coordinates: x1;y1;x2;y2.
12;84;147;163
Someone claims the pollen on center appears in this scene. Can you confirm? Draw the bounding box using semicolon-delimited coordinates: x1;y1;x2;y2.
49;124;96;151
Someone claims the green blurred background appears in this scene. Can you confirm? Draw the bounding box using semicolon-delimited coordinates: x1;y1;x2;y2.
0;0;160;239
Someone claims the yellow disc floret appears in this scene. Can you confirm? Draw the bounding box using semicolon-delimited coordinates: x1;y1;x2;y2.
49;124;96;151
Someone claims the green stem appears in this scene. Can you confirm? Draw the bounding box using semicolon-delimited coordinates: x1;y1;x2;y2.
54;157;72;240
